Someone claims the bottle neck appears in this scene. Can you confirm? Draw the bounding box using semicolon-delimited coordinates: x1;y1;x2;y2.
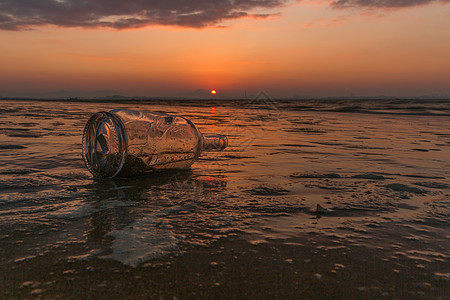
202;135;228;152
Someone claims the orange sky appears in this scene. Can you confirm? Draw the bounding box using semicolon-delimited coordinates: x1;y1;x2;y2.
0;1;449;98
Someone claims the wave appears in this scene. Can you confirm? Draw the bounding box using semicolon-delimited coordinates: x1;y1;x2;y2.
276;99;450;116
2;98;449;116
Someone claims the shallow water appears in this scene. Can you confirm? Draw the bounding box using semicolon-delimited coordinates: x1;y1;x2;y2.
1;99;449;298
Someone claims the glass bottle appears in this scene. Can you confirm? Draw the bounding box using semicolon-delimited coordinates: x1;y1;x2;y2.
82;109;228;178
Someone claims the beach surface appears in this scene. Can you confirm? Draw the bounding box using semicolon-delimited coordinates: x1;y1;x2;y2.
1;98;449;298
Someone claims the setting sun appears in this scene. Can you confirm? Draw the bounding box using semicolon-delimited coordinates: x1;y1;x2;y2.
211;90;217;95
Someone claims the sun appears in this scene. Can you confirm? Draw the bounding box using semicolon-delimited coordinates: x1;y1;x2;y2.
211;89;217;95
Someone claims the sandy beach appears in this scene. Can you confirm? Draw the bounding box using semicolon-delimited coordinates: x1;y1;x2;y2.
1;99;449;299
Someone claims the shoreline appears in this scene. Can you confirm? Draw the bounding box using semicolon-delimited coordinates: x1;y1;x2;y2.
1;99;449;299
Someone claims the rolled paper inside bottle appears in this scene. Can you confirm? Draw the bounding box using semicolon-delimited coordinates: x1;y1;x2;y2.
82;111;127;178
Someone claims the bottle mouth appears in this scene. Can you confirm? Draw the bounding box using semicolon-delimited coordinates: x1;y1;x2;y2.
216;135;228;151
202;134;228;152
82;111;127;178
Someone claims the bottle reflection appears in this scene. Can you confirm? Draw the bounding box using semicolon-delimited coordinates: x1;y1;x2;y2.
84;170;228;262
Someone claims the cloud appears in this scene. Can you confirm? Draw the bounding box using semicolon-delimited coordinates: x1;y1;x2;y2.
329;0;450;9
1;0;448;31
0;0;285;31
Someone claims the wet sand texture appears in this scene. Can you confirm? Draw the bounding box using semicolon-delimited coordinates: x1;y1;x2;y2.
0;99;449;298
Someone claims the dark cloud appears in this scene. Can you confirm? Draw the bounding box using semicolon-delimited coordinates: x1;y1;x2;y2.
2;0;448;30
330;0;450;9
0;0;284;30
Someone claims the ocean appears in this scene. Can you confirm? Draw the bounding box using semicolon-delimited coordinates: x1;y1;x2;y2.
1;98;449;298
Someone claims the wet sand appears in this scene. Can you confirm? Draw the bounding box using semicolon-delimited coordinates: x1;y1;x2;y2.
0;99;449;298
3;230;448;299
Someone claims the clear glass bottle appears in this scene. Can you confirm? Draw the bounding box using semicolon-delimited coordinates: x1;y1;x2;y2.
82;109;228;178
